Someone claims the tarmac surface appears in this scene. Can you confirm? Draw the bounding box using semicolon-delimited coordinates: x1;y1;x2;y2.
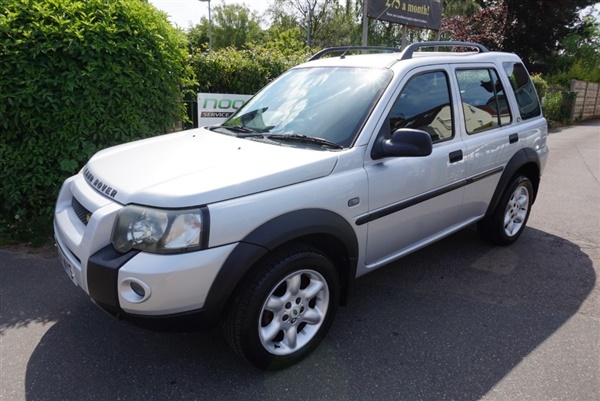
1;120;599;400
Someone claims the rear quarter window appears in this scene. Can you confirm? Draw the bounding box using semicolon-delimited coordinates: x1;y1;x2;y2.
503;62;542;120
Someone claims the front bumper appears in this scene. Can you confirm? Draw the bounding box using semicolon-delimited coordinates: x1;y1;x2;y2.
54;173;237;325
56;226;236;315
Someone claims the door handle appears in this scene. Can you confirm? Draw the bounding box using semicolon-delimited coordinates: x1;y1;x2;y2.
449;150;463;163
509;133;519;144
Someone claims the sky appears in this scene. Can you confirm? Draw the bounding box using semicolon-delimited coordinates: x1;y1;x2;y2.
149;0;271;29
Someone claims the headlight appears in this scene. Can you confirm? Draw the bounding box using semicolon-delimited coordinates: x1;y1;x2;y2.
112;205;209;254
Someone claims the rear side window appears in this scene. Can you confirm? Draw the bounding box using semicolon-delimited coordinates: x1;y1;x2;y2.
503;62;541;120
456;68;512;134
389;71;453;143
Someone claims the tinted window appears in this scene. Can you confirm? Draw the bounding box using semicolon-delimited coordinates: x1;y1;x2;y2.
389;71;453;143
503;62;541;120
456;68;512;134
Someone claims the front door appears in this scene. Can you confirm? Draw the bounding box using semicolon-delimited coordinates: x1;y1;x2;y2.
363;67;469;268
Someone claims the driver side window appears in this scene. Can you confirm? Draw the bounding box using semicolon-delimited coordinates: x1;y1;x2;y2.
389;71;453;143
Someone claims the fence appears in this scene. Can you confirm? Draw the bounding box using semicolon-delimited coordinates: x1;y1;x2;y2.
570;80;600;121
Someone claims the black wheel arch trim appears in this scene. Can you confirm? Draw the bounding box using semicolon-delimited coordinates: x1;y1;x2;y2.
242;208;359;254
484;148;541;219
203;209;360;320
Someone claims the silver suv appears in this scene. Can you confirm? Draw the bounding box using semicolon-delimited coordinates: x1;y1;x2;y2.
54;42;548;369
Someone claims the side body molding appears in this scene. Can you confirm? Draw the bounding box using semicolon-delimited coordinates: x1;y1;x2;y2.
484;148;541;219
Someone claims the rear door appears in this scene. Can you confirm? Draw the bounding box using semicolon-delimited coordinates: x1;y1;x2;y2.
451;64;519;218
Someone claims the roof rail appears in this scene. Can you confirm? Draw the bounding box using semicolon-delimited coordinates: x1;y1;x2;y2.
400;41;489;60
309;46;401;61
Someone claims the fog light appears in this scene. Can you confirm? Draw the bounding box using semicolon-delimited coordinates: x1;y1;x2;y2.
130;281;146;297
119;278;151;303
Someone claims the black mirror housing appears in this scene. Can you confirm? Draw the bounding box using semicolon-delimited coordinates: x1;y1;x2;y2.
372;128;433;159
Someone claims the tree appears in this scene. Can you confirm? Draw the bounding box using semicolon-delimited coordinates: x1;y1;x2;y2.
440;0;509;50
502;0;596;66
268;0;353;47
187;19;211;54
548;16;600;84
263;26;310;55
0;0;194;243
442;0;484;17
308;1;360;46
441;0;596;69
211;3;264;49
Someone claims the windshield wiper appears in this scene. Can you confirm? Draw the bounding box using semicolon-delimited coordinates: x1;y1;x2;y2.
267;134;344;150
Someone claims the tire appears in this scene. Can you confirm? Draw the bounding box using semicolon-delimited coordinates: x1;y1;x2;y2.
478;175;534;245
223;244;340;370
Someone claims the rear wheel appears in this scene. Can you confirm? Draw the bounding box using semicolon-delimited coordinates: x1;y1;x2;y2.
478;175;533;245
223;244;339;370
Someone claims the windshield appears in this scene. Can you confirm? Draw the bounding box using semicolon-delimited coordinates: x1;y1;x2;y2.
222;67;392;148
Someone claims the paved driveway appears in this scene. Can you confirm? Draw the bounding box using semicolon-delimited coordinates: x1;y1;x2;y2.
1;121;598;400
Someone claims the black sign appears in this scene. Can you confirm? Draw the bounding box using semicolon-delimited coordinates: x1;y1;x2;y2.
367;0;443;30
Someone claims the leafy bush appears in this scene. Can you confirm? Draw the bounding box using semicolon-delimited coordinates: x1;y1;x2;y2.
530;73;579;126
0;0;194;244
190;44;308;94
542;90;576;125
530;74;548;101
546;17;600;86
547;59;600;88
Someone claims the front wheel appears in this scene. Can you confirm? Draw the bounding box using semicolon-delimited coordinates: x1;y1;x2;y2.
223;244;340;370
478;175;534;245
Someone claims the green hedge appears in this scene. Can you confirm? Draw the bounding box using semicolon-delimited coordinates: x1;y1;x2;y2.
190;45;308;94
543;90;577;125
0;0;194;244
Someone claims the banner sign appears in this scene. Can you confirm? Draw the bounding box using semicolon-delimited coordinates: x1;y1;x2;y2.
197;93;252;126
367;0;443;30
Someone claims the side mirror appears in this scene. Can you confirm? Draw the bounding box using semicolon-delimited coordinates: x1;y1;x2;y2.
372;128;433;159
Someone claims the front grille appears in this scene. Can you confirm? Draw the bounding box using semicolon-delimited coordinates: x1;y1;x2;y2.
71;197;92;225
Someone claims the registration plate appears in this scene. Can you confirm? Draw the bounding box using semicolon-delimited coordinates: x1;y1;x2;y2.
57;244;78;286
